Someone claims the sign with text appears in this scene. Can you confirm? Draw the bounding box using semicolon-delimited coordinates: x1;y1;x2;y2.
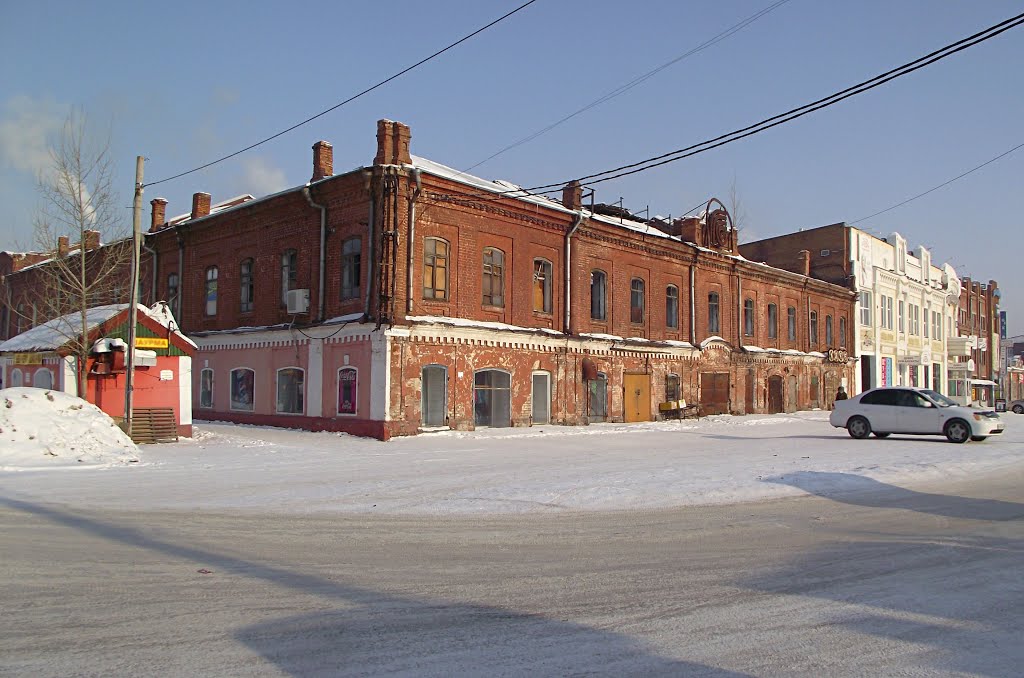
826;348;848;363
1000;311;1007;339
135;337;169;349
13;353;42;365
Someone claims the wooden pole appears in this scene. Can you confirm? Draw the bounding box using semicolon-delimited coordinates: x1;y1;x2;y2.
124;156;144;435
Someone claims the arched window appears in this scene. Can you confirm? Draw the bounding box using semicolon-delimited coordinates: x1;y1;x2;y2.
768;303;778;339
482;247;505;307
787;306;797;341
239;258;254;313
10;368;23;387
423;238;449;300
281;249;298;305
276;367;305;414
666;286;679;329
33;368;52;390
533;259;552;313
810;310;819;346
590;270;607;321
743;298;754;337
204;267;218;316
341;238;361;300
708;292;720;334
630;278;645;324
474;369;511;427
826;314;834;346
199;368;214;408
338;367;357;415
229;367;255;411
167;273;179;317
839;316;847;347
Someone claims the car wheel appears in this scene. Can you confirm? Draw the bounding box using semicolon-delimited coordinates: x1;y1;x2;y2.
847;416;871;439
970;436;987;442
944;419;971;444
873;432;890;438
1013;404;1024;415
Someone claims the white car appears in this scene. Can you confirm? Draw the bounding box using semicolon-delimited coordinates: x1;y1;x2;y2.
830;386;1005;443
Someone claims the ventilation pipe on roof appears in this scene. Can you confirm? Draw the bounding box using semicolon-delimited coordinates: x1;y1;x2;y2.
302;185;327;322
406;168;421;315
563;211;585;332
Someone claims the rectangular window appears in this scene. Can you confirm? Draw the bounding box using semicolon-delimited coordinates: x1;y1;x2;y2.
590;270;607;321
338;368;357;415
810;311;818;346
630;278;645;324
666;286;679;329
199;369;214;408
341;238;361;300
787;306;796;341
281;249;298;306
898;300;905;333
482;247;504;307
886;296;894;330
240;259;254;313
859;291;871;326
276;368;304;414
205;266;218;316
533;259;552;313
423;238;449;300
924;305;930;338
168;273;180;317
826;315;834;346
708;292;720;334
743;298;754;337
768;303;778;339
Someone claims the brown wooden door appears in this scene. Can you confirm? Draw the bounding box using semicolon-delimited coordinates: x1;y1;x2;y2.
768;375;784;413
745;369;755;414
700;372;730;415
623;373;651;422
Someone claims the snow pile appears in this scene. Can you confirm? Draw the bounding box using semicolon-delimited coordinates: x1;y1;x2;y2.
0;387;139;470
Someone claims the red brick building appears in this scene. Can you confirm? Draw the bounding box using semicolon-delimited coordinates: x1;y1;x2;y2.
954;277;1001;405
5;119;857;438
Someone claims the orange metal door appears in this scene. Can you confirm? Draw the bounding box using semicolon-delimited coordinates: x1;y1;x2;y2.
623;373;651;422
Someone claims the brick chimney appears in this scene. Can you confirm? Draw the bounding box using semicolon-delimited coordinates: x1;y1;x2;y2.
83;230;101;251
561;180;582;210
150;198;168;232
311;140;333;182
798;249;811;277
191;192;211;220
374;119;412;166
57;236;70;257
678;216;702;245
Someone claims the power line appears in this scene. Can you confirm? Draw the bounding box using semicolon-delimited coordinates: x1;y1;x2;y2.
510;10;1024;194
144;0;541;188
463;0;793;172
849;142;1024;224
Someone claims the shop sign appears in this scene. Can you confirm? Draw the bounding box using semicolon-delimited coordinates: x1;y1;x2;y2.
135;337;169;349
826;348;848;363
13;353;42;365
897;355;922;367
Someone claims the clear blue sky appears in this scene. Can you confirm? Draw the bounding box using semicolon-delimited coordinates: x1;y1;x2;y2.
1;1;1021;334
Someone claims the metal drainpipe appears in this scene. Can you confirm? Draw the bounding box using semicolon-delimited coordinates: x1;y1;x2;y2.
302;185;327;322
563;212;585;332
176;227;185;321
406;168;421;315
689;264;696;345
737;271;743;347
363;170;375;319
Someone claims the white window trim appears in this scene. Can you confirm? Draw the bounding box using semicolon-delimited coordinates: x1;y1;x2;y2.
275;366;305;416
336;366;358;417
229;367;256;412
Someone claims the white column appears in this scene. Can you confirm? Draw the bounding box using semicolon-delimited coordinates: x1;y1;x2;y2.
307;338;323;418
63;356;78;395
178;356;192;426
371;331;391;421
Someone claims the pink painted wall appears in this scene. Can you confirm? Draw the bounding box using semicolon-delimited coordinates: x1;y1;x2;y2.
322;339;373;419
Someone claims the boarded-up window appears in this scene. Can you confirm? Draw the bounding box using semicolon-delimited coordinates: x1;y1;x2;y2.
533;259;552;313
482;248;505;307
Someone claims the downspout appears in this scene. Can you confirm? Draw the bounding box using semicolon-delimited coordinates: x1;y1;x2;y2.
176;227;185;321
302;185;327;322
363;170;375;319
563;212;585;332
406;168;422;315
737;270;743;347
689;264;696;345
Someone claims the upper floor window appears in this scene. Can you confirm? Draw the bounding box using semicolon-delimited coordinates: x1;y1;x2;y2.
826;314;834;346
787;306;797;341
839;316;847;347
898;300;905;333
708;292;720;334
768;303;778;339
15;303;24;335
423;237;449;300
630;278;645;324
883;296;894;330
341;238;361;300
743;298;754;337
239;258;254;313
810;310;818;345
482;247;504;307
666;285;679;329
533;259;552;313
923;305;930;338
167;273;179;317
590;270;607;321
859;290;871;326
204;266;218;316
281;249;298;306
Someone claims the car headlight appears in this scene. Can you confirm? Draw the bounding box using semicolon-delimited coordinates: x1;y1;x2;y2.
973;413;983;421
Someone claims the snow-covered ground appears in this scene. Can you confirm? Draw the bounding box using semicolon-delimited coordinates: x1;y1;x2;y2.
2;404;1021;515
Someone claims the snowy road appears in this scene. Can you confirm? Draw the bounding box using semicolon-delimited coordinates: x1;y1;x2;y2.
2;468;1022;677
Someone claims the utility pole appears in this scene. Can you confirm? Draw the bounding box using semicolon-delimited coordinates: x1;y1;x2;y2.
124;156;144;435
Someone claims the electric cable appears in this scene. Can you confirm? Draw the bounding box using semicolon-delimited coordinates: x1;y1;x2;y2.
144;0;540;188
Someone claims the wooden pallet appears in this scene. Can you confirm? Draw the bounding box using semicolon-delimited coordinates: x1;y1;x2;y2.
130;408;179;444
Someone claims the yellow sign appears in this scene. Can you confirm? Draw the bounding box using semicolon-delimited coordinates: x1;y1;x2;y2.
135;337;169;349
13;353;43;365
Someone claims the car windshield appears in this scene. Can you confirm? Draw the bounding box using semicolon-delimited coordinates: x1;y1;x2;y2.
920;389;957;407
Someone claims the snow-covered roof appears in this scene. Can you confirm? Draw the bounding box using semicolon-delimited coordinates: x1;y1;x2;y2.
0;303;192;352
411;155;571;214
407;315;564;336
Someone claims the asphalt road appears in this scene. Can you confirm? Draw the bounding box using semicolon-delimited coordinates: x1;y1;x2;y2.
2;469;1022;677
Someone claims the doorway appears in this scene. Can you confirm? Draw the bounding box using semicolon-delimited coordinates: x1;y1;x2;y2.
531;371;550;425
474;369;511;428
421;365;447;427
623;373;651;422
768;375;784;413
700;372;730;415
588;373;608;423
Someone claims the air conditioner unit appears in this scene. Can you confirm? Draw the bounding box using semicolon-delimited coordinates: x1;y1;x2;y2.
286;288;310;314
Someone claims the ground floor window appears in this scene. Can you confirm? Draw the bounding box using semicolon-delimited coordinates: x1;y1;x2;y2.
33;368;52;390
474;369;511;427
589;373;608;422
10;368;23;387
422;365;447;427
230;368;255;411
532;371;550;425
665;373;680;402
338;367;357;415
200;368;214;408
277;368;304;414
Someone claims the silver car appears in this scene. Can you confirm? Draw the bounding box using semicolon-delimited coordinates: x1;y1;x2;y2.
829;386;1004;443
1010;399;1024;415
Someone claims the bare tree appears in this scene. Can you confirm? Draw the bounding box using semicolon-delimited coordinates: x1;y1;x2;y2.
19;109;131;396
727;176;749;235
